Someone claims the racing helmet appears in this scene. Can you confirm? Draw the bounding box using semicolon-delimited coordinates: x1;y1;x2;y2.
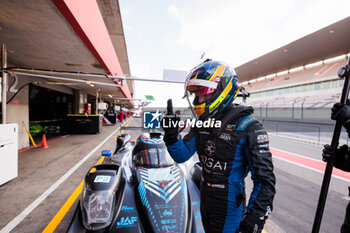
184;60;239;120
132;133;174;168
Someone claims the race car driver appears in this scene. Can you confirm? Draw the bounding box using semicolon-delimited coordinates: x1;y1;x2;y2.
162;60;276;233
322;102;350;233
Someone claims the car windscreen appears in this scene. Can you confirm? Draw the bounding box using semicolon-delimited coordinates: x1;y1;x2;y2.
133;147;174;168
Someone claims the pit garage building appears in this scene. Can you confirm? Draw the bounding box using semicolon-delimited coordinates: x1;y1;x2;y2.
0;0;134;149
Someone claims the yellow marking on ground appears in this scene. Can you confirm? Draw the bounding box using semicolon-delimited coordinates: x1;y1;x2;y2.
117;118;133;138
122;118;134;130
118;130;125;137
42;156;105;233
262;230;267;233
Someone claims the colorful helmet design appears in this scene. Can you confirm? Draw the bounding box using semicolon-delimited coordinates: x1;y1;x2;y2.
184;60;239;119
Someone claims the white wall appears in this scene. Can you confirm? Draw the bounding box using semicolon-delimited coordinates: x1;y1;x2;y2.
7;85;29;149
6;75;75;149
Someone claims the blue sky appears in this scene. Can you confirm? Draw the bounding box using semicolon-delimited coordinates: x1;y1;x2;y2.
119;0;350;107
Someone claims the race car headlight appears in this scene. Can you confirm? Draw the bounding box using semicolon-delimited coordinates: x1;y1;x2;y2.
81;185;115;230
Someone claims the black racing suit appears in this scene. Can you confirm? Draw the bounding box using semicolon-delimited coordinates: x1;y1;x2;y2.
322;102;350;233
339;160;350;233
166;105;276;233
324;145;350;233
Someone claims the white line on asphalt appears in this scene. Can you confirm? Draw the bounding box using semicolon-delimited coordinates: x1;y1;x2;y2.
271;152;350;183
268;133;331;146
270;146;323;163
0;119;130;233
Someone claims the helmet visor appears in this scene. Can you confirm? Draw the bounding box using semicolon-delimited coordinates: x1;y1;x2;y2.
187;86;208;95
185;79;218;96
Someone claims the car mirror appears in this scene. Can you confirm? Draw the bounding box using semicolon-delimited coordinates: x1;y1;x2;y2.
101;150;112;157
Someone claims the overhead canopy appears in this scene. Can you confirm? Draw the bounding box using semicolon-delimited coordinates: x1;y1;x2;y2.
97;0;134;96
10;69;128;99
235;16;350;83
0;0;133;107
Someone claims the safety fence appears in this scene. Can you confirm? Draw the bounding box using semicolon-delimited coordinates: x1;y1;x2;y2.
249;100;348;144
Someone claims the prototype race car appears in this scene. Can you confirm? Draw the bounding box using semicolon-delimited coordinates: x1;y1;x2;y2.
67;132;204;233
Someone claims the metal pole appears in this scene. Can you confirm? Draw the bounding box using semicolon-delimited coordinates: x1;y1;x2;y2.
1;44;8;124
312;57;350;233
96;90;99;115
11;71;122;87
6;68;185;84
301;100;305;119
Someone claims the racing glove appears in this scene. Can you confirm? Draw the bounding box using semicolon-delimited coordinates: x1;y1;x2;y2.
162;99;180;145
238;214;265;233
322;144;350;172
331;102;350;134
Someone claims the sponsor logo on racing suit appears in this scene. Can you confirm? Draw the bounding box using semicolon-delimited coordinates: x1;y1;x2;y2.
224;124;236;131
257;134;269;143
204;140;216;156
206;182;226;189
260;206;272;220
200;155;227;171
219;133;232;141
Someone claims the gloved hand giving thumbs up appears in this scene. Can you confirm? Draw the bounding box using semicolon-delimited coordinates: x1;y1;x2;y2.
162;99;180;145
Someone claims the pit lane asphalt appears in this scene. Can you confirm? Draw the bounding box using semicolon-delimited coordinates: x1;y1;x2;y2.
0;117;138;233
265;134;349;233
0;117;346;233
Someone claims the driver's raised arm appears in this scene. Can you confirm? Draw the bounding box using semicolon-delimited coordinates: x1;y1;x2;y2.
164;128;197;163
